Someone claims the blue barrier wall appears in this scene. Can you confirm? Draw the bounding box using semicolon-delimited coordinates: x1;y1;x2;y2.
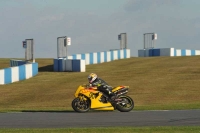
0;63;38;85
53;49;131;72
67;49;131;65
54;59;85;72
53;59;59;72
138;48;200;57
10;59;26;67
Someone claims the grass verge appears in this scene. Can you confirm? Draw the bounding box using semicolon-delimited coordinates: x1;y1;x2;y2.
0;126;200;133
0;56;200;111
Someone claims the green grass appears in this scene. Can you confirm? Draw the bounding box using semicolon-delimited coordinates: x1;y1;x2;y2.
0;56;200;112
1;57;200;131
0;126;200;133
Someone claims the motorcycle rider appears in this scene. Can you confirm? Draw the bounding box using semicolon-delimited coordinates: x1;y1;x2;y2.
87;73;116;101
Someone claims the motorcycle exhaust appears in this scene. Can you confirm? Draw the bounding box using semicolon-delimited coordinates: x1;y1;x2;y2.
114;88;128;94
117;90;128;96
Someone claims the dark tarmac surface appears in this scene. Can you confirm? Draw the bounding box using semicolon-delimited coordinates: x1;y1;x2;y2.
0;110;200;128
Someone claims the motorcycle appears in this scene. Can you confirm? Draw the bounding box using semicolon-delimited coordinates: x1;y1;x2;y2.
71;84;134;112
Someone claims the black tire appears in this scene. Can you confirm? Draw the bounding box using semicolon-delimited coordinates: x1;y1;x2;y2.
71;97;90;113
116;95;134;112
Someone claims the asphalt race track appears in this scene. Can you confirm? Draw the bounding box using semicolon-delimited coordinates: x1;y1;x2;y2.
0;110;200;128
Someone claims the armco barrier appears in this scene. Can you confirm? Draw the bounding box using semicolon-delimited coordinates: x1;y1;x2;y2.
138;48;200;57
0;63;38;85
54;59;85;72
53;49;131;72
67;49;130;65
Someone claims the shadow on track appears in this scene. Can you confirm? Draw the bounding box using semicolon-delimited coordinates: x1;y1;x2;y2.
21;110;75;113
38;65;54;72
21;110;116;113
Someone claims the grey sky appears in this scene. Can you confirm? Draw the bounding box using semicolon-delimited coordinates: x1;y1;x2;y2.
0;0;200;58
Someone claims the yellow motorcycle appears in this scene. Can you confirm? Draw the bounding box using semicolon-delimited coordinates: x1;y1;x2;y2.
71;84;134;112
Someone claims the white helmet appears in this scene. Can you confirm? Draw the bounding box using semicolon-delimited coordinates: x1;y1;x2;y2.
88;73;97;83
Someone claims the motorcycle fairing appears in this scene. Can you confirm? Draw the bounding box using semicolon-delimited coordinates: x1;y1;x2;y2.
76;86;114;110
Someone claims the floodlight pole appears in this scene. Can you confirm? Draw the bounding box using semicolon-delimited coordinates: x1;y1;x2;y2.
57;36;71;58
22;39;34;62
118;33;127;49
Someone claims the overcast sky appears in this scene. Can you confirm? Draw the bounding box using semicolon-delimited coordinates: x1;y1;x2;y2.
0;0;200;58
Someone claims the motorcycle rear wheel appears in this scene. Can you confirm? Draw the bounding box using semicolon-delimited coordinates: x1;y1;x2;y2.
116;95;134;112
71;97;90;113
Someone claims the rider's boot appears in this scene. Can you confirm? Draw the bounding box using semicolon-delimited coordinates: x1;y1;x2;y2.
108;92;117;102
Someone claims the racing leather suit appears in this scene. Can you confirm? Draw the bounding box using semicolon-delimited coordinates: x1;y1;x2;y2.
90;78;115;98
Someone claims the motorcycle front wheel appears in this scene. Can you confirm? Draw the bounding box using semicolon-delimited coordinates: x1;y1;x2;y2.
71;97;90;113
116;95;134;112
